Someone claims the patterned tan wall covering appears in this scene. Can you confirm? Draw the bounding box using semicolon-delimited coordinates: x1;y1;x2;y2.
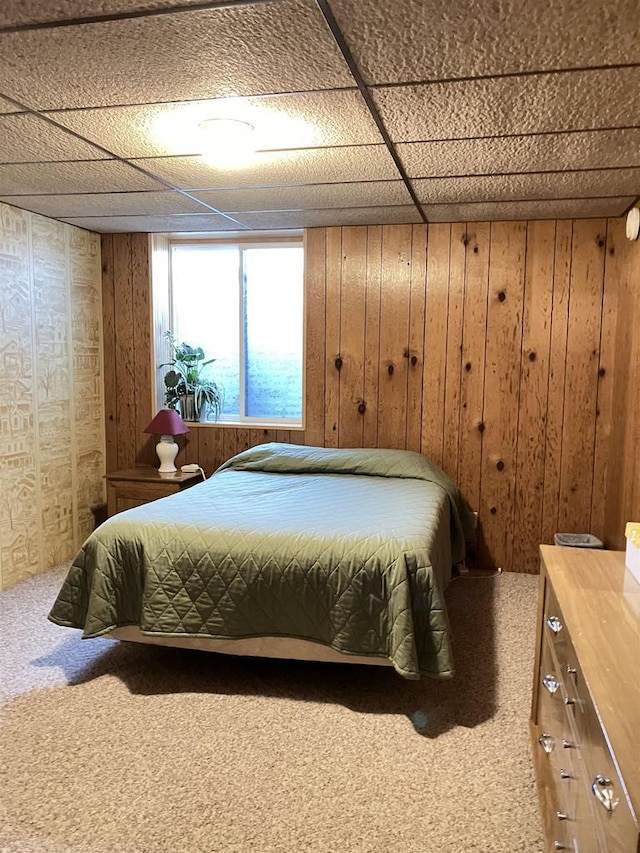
0;201;104;591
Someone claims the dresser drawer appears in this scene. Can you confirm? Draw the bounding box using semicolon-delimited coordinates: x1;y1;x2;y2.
543;585;585;708
578;695;638;853
572;753;602;853
536;633;582;846
538;635;574;759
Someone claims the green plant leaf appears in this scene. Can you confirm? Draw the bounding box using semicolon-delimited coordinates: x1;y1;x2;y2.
164;369;180;388
159;332;223;420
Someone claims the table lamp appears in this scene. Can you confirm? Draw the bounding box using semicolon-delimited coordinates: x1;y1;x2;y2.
143;409;190;474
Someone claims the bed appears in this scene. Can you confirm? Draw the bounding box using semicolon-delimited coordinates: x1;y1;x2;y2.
49;443;475;680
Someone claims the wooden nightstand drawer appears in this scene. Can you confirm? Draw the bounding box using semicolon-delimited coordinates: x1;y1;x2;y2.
106;467;203;517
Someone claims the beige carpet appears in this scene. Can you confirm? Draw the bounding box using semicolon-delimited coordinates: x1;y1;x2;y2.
0;565;544;853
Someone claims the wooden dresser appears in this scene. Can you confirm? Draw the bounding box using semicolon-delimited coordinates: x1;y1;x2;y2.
531;546;640;852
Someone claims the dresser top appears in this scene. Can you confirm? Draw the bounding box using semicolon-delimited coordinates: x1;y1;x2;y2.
540;545;640;817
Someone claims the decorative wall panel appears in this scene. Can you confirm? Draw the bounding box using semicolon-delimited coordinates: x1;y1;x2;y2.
0;201;104;590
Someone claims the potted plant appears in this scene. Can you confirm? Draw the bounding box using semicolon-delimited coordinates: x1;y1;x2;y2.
159;331;223;422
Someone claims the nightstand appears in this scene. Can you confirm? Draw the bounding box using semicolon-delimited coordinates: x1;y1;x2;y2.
105;467;203;517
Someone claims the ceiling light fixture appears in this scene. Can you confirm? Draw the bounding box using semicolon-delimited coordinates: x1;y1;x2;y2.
151;99;319;162
198;117;255;168
626;206;640;241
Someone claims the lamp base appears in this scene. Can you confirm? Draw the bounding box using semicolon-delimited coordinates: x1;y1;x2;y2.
156;435;178;473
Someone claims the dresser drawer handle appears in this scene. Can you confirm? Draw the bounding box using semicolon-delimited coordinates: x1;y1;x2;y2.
538;733;555;753
542;674;560;694
546;615;563;634
592;775;619;813
554;842;571;850
563;696;575;706
561;739;576;749
555;812;569;821
565;665;577;677
559;768;573;780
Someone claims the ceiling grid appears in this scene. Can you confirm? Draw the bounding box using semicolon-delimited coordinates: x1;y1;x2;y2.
0;0;637;232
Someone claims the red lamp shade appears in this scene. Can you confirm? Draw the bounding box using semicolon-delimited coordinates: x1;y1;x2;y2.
144;409;190;436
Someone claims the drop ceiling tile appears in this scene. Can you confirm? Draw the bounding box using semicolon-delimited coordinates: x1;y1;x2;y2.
373;68;640;141
398;129;640;178
47;90;383;159
192;181;412;212
328;0;640;84
0;0;218;27
0;113;109;163
0;190;206;218
421;197;634;223
0;160;163;195
134;146;401;189
413;169;640;205
0;1;353;110
233;206;422;229
61;212;248;233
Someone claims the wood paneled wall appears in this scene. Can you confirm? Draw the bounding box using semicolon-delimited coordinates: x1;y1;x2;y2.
102;232;306;474
102;219;639;573
102;233;156;471
603;224;640;549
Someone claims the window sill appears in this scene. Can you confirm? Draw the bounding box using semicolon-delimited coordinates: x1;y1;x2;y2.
185;421;304;431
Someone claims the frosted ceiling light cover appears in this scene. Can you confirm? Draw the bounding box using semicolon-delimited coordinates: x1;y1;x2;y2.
626;206;640;240
198;118;255;167
149;98;319;164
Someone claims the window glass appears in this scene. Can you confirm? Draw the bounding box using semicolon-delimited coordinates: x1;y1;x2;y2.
243;247;303;420
171;245;241;418
167;241;303;426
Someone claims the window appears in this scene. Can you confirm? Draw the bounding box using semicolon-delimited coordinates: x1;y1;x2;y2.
157;239;304;427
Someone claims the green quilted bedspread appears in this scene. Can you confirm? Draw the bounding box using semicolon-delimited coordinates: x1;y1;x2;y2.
49;444;474;679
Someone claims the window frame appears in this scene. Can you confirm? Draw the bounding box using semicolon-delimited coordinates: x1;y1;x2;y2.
161;233;305;429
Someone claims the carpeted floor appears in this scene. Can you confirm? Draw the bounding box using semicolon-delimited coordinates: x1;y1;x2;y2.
0;565;545;853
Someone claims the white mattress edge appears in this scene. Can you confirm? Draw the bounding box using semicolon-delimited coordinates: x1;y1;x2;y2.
107;626;393;667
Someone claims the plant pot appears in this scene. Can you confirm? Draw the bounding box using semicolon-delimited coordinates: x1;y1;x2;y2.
178;393;210;422
178;394;198;422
